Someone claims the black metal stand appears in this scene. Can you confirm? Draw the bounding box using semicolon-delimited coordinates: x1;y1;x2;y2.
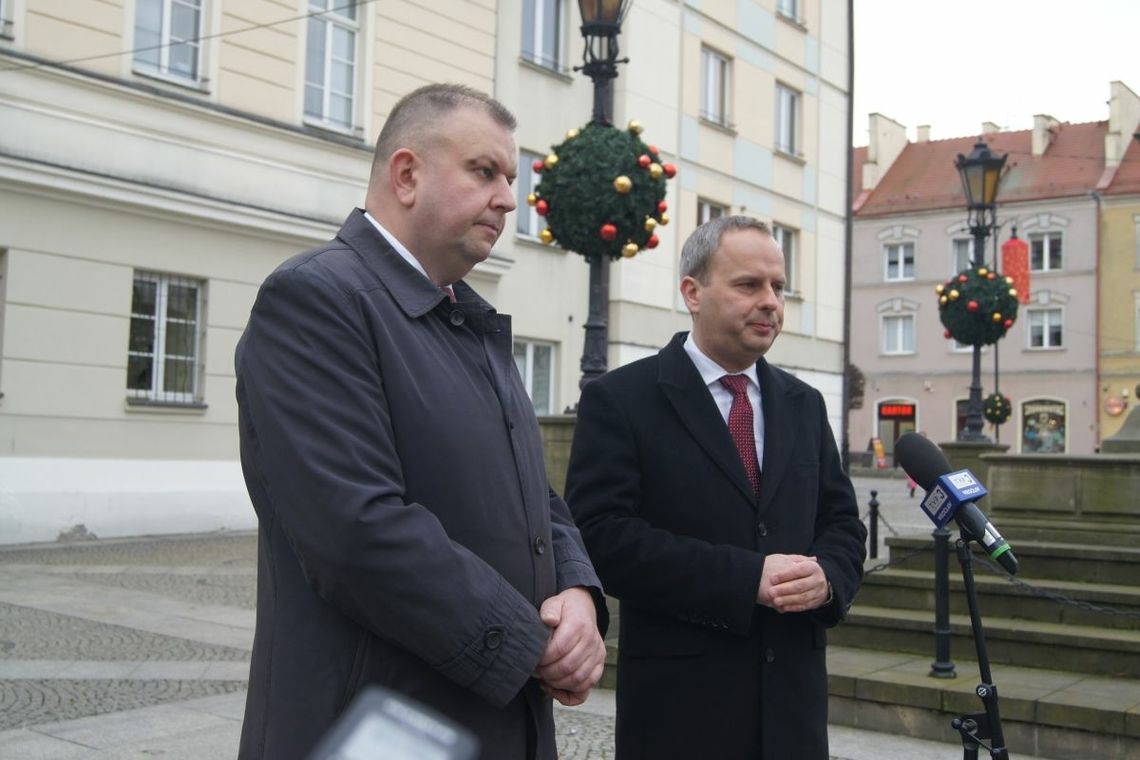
951;534;1009;759
930;525;956;678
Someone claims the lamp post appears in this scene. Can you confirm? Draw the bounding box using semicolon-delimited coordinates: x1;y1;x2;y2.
954;139;1007;442
574;0;631;391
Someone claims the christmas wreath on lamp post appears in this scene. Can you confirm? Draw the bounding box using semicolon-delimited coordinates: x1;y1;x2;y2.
936;265;1020;347
529;120;673;261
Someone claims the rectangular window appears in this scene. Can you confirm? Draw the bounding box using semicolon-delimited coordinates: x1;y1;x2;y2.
777;0;799;21
513;340;555;415
701;47;730;127
882;314;915;355
952;238;972;272
697;199;727;226
884;242;914;281
521;0;562;70
775;84;800;156
517;150;543;239
304;0;358;131
127;271;205;404
1;0;14;39
1029;232;1062;272
134;0;203;82
772;224;797;294
1027;308;1063;349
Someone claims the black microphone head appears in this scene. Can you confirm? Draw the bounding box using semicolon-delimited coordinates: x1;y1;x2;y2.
895;433;952;491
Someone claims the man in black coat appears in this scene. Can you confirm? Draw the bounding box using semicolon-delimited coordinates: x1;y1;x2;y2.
235;84;607;760
566;215;866;759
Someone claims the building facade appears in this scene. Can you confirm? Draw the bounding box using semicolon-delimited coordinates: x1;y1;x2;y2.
849;82;1140;461
0;0;851;543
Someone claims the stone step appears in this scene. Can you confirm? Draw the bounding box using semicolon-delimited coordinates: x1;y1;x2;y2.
826;644;1140;760
883;535;1140;586
831;605;1140;678
992;513;1140;548
857;568;1140;631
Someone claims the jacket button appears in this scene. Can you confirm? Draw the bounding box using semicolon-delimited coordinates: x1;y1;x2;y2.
484;629;503;650
757;522;767;537
764;648;775;663
533;536;545;555
449;310;465;326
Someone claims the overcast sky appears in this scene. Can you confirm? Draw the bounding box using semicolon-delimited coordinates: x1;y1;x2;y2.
852;0;1140;145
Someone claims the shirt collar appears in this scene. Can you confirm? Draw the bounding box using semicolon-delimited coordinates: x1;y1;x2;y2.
363;211;435;284
683;332;759;389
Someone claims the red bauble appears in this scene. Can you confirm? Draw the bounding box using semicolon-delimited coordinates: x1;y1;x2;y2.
944;329;952;339
637;154;651;168
646;234;660;249
535;199;549;216
647;144;659;155
532;159;544;173
1004;319;1014;329
599;223;618;241
657;200;668;214
959;274;969;283
987;272;996;280
663;163;677;178
967;300;979;312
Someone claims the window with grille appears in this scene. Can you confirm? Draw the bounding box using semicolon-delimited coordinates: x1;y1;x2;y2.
775;84;800;156
134;0;203;82
884;242;914;281
952;238;972;272
882;314;915;355
1029;232;1063;272
304;0;358;131
700;47;731;128
697;199;727;226
513;339;555;415
127;271;205;405
1027;307;1063;349
521;0;563;71
772;224;797;294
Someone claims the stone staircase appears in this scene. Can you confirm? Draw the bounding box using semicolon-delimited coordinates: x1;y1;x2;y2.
828;453;1140;759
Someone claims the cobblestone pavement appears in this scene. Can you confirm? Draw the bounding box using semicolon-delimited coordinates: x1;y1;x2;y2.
0;474;953;759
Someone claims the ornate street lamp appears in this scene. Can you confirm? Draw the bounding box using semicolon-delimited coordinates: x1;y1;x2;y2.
955;140;1007;441
573;0;631;391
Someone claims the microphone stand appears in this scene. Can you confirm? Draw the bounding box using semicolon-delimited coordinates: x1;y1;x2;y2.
952;532;1009;759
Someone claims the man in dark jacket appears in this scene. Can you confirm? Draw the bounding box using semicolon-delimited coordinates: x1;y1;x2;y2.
566;216;866;759
235;83;607;760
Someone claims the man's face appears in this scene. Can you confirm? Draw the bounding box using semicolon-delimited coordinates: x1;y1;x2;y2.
681;228;786;372
407;106;518;283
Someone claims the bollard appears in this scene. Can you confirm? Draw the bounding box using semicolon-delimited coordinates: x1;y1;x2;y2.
930;524;956;678
868;490;879;559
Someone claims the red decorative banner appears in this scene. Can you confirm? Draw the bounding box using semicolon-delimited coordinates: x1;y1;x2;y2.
1001;235;1031;304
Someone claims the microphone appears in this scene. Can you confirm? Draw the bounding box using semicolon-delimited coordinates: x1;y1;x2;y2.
895;433;1020;575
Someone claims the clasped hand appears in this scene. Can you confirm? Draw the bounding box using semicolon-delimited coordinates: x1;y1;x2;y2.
533;587;606;706
756;553;830;613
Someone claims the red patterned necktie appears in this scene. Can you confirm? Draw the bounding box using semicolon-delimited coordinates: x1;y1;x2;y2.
719;374;761;496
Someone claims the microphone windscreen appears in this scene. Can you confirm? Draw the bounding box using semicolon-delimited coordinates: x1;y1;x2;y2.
895;433;951;491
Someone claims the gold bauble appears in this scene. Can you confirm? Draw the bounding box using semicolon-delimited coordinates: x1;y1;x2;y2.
1009;288;1018;298
644;217;657;232
539;228;554;244
543;153;558;169
628;119;644;135
935;284;945;295
622;242;639;257
939;295;948;305
649;163;663;180
1005;276;1014;285
949;289;960;300
565;128;579;139
993;312;1003;322
526;193;537;207
659;212;670;226
613;175;632;194
978;267;989;276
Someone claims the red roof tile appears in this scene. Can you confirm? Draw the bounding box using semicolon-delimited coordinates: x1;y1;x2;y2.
854;122;1107;218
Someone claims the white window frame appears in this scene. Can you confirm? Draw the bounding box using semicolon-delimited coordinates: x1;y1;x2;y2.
775;83;800;156
776;0;800;22
127;271;205;405
700;47;731;128
772;223;797;295
513;339;556;415
521;0;563;71
881;313;916;355
1;0;14;40
884;242;915;281
1029;231;1063;272
133;0;204;84
1026;307;1063;349
304;0;359;132
517;149;543;239
697;198;728;226
951;237;973;273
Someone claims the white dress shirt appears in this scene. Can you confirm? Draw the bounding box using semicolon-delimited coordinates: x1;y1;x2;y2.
683;333;765;469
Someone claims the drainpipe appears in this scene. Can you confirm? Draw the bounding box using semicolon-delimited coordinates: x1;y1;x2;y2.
1091;189;1102;449
841;0;855;470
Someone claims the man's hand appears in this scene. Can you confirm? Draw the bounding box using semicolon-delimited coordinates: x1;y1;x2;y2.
534;587;606;706
756;554;830;613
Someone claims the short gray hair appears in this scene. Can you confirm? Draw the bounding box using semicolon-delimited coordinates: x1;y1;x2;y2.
371;83;516;171
680;215;773;283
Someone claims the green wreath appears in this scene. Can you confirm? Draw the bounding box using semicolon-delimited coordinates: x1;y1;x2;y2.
936;266;1020;346
983;392;1012;425
530;120;673;261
